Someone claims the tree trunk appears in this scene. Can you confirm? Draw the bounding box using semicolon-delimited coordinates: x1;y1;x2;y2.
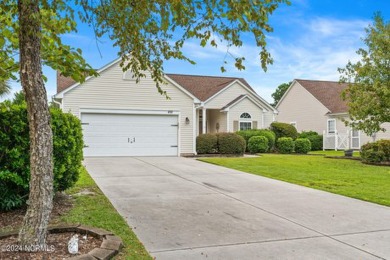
18;0;54;248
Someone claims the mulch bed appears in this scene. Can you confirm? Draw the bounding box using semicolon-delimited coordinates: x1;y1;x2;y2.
0;193;122;259
0;232;101;259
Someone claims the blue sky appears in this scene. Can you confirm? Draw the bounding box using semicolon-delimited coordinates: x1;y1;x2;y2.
6;0;390;103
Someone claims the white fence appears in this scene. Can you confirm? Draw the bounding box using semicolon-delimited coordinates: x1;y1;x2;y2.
323;130;360;150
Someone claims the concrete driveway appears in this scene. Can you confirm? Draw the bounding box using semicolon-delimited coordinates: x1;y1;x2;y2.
84;157;390;260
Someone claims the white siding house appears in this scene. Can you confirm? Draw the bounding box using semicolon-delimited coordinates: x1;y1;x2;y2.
54;58;276;156
276;79;390;150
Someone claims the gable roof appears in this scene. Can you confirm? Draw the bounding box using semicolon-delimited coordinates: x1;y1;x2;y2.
295;79;349;114
165;74;254;102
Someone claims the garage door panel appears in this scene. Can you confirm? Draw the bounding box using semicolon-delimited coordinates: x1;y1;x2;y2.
81;113;179;156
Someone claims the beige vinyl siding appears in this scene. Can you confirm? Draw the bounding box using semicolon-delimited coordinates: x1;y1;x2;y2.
229;98;263;132
375;123;390;141
62;63;195;154
263;111;275;128
205;82;271;110
277;82;329;133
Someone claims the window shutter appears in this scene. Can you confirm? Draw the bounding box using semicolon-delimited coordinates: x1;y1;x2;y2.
233;121;238;132
253;121;258;129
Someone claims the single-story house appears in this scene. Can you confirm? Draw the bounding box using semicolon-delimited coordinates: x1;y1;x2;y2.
54;58;277;157
276;79;390;150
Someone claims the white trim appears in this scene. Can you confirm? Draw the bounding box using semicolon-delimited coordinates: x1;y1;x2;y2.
220;95;265;112
327;118;336;134
79;108;180;116
177;111;181;156
239;121;252;131
205;80;276;113
227;110;230;132
80;108;180;157
192;104;197;154
328;112;349;116
202;108;207;134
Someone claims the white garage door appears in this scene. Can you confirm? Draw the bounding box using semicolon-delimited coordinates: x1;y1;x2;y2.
81;113;178;156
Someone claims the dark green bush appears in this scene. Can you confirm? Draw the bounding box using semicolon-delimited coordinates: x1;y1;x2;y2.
377;139;390;161
248;136;269;153
237;129;276;151
299;131;323;151
217;133;246;155
270;122;298;140
294;138;311;154
276;137;295;154
361;139;390;163
196;133;218;154
0;105;83;211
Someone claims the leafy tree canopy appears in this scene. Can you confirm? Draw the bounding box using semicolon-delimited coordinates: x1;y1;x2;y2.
271;81;291;106
1;0;290;94
0;81;11;97
339;13;390;136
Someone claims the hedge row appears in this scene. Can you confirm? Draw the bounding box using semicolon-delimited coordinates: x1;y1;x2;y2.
236;129;276;152
0;105;83;211
298;131;323;151
361;139;390;164
196;133;246;155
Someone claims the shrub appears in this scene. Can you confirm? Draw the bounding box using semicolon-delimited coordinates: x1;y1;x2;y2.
0;105;84;211
377;139;390;161
276;137;295;154
217;133;246;155
361;139;390;163
299;131;323;151
248;136;269;153
270;122;298;140
294;138;311;154
196;134;218;154
236;129;276;151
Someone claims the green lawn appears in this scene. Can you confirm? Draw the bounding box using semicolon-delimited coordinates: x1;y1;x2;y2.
200;154;390;206
61;167;152;260
309;150;361;157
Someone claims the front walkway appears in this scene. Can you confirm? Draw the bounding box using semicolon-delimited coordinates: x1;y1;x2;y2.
84;157;390;260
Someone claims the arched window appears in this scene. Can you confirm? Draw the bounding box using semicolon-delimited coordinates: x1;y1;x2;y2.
240;113;251;119
239;112;252;130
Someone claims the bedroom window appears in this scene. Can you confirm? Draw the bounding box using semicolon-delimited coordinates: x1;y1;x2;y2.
239;113;252;130
327;119;336;134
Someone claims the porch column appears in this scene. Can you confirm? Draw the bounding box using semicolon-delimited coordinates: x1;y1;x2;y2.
202;108;206;134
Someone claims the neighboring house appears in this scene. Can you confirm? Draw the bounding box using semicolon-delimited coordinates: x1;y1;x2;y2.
54;58;277;157
276;79;390;150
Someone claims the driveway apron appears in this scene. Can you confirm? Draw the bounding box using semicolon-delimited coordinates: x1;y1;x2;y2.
84;157;390;260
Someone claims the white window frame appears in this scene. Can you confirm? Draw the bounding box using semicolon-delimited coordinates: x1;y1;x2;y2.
239;112;252;131
327;119;336;134
351;128;360;149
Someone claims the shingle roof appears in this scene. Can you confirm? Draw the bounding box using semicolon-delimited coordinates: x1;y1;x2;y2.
166;74;254;101
296;79;349;114
57;71;76;93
